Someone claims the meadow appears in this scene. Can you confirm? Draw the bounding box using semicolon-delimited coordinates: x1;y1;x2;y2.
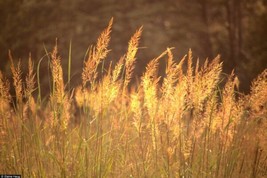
0;19;266;177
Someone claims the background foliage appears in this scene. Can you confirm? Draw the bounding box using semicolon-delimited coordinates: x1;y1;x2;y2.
0;0;266;92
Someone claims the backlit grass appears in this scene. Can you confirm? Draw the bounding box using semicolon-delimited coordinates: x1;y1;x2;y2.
0;19;266;178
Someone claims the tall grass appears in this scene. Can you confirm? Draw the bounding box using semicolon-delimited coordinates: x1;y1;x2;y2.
0;19;266;178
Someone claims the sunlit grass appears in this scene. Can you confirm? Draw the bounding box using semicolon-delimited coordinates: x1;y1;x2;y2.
0;19;266;178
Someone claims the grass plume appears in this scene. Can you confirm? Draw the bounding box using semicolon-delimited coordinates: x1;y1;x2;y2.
0;20;266;178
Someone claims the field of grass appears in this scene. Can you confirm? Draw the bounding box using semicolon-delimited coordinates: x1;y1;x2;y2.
0;19;266;177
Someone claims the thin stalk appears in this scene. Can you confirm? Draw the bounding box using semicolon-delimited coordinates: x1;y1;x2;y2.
68;40;72;91
37;54;49;104
138;126;147;177
43;44;52;94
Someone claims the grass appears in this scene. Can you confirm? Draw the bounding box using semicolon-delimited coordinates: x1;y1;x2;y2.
0;19;266;178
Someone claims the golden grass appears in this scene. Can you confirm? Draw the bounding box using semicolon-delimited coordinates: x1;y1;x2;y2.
0;20;266;177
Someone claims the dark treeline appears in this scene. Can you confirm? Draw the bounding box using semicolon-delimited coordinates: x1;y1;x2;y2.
0;0;266;93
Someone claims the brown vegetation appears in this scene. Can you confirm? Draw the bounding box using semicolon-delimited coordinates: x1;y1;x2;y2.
0;19;266;178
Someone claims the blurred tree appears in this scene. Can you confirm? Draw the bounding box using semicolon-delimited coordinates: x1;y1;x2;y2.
199;0;214;58
225;0;243;71
0;0;23;71
241;0;267;91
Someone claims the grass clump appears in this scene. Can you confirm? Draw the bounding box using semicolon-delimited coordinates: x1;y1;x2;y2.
0;19;266;178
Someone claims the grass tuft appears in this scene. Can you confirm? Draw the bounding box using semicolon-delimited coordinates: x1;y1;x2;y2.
0;20;266;178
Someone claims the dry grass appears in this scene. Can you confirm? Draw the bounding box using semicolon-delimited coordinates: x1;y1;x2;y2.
0;19;266;178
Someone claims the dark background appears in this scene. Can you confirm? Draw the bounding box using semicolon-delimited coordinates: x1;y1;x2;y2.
0;0;266;94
